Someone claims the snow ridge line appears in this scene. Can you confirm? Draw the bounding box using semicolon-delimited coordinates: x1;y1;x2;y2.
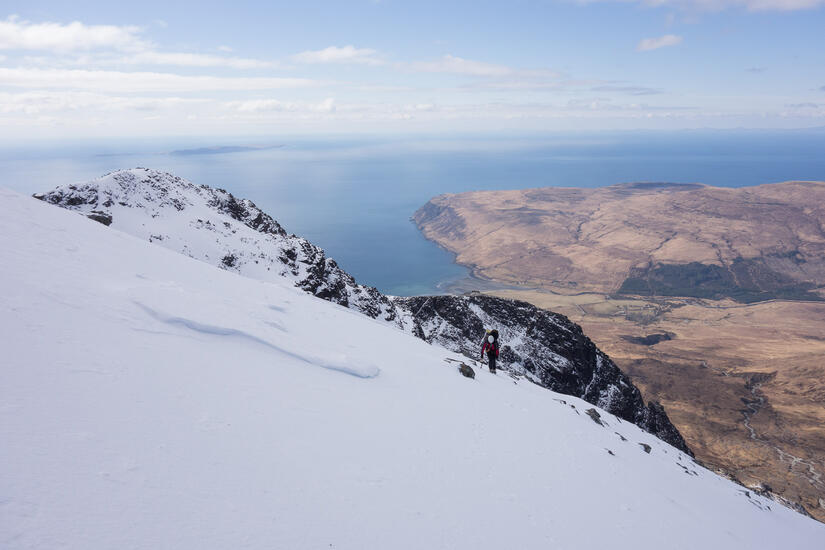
33;169;690;453
133;301;380;379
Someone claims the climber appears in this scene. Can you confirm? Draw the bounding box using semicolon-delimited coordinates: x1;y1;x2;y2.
480;329;500;373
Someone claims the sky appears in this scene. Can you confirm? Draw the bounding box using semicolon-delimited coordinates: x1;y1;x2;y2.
1;0;824;138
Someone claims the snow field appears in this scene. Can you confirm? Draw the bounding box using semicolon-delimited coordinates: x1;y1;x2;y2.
2;188;824;549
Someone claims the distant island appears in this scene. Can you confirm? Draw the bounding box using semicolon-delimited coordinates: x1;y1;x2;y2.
169;144;284;156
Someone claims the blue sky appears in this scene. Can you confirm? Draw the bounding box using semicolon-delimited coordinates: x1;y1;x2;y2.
1;0;824;137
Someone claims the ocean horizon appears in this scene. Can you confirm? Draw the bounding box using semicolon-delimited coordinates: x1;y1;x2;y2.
4;129;825;296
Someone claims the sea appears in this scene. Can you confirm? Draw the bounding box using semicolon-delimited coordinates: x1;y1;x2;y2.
3;129;825;296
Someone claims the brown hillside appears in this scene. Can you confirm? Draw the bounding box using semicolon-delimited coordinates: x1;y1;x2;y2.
415;181;825;298
415;181;825;521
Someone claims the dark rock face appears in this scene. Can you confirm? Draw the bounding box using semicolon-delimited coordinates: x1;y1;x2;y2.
36;168;691;455
86;210;113;226
458;363;475;379
637;401;690;453
393;294;692;455
206;189;287;237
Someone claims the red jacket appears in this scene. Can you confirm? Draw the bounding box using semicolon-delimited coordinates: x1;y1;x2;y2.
481;340;499;358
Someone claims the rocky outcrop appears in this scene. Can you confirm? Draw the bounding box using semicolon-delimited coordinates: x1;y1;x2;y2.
394;293;691;454
36;168;690;454
34;168;398;323
458;363;475;379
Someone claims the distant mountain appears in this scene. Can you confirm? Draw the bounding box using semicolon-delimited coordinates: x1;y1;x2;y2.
34;168;689;453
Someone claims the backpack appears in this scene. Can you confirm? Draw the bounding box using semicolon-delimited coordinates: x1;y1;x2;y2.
485;329;500;351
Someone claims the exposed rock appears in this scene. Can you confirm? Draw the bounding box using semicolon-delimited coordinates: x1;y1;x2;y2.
458;363;475;379
586;408;604;426
33;168;399;323
222;254;238;268
35;168;691;455
86;210;112;226
639;443;652;454
394;294;692;454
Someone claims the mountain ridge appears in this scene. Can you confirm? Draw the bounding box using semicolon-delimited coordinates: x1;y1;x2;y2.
35;167;688;453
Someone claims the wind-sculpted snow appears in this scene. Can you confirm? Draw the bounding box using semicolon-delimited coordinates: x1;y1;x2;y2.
36;168;686;452
134;301;380;379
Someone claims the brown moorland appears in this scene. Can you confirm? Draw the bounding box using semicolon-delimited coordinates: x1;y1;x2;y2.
414;181;825;520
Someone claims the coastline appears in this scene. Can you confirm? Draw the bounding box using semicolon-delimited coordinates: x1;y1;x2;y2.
408;213;519;296
409;191;825;522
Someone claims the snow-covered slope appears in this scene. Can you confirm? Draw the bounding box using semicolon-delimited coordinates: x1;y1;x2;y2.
34;168;397;320
396;294;688;449
3;188;824;549
34;169;688;452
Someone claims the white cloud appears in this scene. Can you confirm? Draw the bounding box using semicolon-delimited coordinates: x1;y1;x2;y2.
0;67;323;93
0;17;274;69
0;16;146;52
747;0;825;9
575;0;825;11
591;84;663;95
2;90;816;135
351;84;415;93
705;0;824;10
228;97;336;113
410;55;514;77
232;98;334;113
461;80;566;91
124;51;274;69
292;45;383;65
0;91;206;115
409;55;558;81
636;34;683;51
785;102;821;108
316;97;336;112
